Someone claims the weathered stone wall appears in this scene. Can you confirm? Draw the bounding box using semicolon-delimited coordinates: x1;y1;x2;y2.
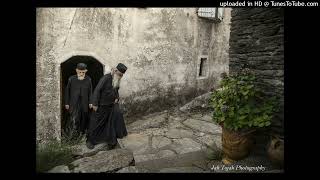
229;8;284;135
36;8;231;143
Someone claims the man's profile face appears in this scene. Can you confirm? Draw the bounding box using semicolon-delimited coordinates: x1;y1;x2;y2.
114;69;123;79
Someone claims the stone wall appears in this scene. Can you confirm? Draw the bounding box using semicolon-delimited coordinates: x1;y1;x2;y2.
36;8;231;143
229;8;284;135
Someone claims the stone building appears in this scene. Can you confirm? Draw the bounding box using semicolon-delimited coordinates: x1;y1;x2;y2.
36;8;232;143
229;8;284;146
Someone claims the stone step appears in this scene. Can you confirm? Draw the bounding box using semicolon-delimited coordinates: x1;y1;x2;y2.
70;148;134;173
47;148;135;173
71;143;108;158
135;149;208;172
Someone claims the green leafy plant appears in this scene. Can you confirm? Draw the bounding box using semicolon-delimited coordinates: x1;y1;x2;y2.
210;71;279;132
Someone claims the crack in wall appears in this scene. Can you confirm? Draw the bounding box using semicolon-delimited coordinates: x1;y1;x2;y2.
63;9;78;48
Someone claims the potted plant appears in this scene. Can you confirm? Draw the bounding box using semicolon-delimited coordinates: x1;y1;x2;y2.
210;70;278;164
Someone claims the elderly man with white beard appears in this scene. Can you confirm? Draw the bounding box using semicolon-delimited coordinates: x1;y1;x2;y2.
86;63;128;149
64;63;93;140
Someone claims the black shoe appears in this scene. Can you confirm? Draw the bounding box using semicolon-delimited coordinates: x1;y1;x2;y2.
107;144;116;150
86;141;94;149
108;142;120;150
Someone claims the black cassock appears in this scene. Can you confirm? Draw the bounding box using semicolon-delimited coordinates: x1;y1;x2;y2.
64;75;92;138
87;73;127;146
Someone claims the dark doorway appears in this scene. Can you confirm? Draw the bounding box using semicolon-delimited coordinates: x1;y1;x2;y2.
60;55;104;138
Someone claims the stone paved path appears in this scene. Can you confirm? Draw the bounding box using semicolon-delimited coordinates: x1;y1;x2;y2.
117;110;222;172
48;109;281;173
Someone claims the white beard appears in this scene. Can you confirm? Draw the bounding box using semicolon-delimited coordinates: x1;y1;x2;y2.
77;75;85;80
112;74;121;88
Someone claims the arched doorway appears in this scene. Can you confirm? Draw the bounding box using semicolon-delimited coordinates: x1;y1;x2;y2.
60;55;104;139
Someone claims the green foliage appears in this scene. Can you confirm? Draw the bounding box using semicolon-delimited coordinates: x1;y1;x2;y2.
210;71;279;131
61;132;85;146
36;139;74;173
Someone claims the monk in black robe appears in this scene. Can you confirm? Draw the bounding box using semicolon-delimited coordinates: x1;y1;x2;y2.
65;63;93;140
86;63;128;149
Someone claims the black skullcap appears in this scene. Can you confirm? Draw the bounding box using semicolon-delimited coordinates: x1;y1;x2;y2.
76;63;87;70
116;63;127;74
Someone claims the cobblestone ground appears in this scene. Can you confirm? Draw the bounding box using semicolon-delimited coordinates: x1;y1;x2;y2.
48;109;283;173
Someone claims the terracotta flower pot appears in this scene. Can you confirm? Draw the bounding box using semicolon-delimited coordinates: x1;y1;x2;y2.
267;136;284;168
222;127;254;163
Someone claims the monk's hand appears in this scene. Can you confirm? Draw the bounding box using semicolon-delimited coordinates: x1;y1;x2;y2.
65;105;69;110
92;106;98;112
115;99;119;104
89;104;93;109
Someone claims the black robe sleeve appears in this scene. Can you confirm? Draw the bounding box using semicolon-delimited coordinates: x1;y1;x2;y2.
65;77;72;106
88;78;93;104
115;87;120;100
91;75;108;106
